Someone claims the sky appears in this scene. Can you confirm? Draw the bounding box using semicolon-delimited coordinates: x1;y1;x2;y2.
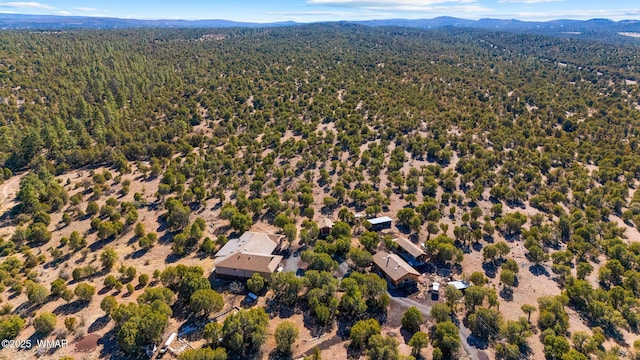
0;0;639;23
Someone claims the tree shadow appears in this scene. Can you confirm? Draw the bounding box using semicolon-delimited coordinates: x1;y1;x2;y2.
129;248;148;260
228;350;262;360
98;329;125;359
53;300;87;316
346;344;366;360
529;264;549;277
472;242;484;252
400;328;414;344
44;253;71;269
88;236;115;252
482;262;497;278
0;205;20;227
500;287;514;301
503;234;521;243
21;331;46;353
88;315;111;333
466;333;489;350
302;312;332;338
158;229;177;245
165;253;183;264
98;286;112;296
271;304;296;319
126;235;140;245
268;350;293;360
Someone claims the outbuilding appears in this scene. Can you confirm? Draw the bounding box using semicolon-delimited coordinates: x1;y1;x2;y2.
392;237;427;265
367;216;392;231
319;217;333;238
447;280;470;291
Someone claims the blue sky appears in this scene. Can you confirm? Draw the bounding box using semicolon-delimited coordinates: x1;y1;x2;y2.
0;0;638;22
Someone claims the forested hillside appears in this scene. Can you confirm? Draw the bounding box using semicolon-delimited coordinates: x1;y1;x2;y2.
0;24;639;360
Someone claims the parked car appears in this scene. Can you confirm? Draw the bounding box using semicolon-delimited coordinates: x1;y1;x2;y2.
432;282;440;293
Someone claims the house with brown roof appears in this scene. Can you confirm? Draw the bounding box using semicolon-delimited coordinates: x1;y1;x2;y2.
214;253;283;280
213;231;284;280
372;251;420;287
319;217;333;238
392;237;427;265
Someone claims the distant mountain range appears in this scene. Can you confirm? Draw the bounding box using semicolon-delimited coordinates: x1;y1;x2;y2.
354;17;640;33
0;13;639;34
0;14;298;29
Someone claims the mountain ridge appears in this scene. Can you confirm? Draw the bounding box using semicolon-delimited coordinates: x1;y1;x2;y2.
0;13;640;33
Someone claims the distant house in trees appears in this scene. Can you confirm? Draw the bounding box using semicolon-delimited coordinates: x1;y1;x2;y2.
367;216;392;231
392;237;427;266
213;232;285;280
319;217;333;238
373;251;420;287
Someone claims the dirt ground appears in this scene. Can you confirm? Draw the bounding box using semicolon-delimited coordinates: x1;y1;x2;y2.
0;145;637;360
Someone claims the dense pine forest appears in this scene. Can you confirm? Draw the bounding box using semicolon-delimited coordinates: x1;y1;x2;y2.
0;24;639;360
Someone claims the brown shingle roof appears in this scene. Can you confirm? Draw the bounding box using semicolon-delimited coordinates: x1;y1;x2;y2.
392;237;426;259
215;253;283;274
215;231;284;258
372;251;419;283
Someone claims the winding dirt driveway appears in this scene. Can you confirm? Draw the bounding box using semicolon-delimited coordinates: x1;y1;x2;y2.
0;174;22;216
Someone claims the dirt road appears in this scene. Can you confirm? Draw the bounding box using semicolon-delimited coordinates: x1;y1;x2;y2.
389;294;486;360
0;174;21;215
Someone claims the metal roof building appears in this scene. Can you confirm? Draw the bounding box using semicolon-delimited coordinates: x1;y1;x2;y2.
367;216;393;225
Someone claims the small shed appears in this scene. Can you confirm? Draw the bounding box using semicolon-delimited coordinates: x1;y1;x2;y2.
367;216;392;231
392;237;427;265
447;280;470;291
319;217;333;238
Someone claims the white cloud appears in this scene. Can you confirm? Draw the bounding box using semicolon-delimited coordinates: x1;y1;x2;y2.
306;0;491;14
55;10;70;15
75;7;99;12
267;10;392;17
305;0;491;14
307;0;477;5
0;2;53;9
489;8;640;20
265;10;396;21
498;0;561;3
365;4;488;12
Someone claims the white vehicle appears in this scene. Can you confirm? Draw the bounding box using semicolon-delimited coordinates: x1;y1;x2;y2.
432;282;440;293
159;332;177;354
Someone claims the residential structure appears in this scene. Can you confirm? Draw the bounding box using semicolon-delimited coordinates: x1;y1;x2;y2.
319;217;333;238
372;251;420;287
214;252;283;280
214;231;284;258
213;231;284;280
367;216;392;231
392;237;427;265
